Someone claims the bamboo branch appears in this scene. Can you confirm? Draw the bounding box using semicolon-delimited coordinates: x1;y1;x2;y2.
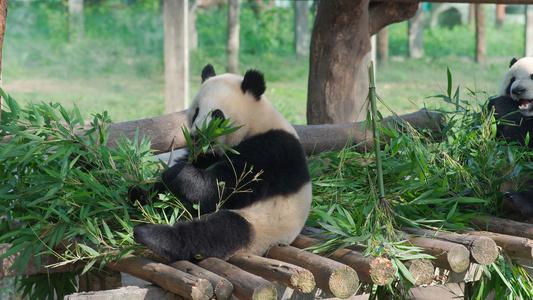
291;235;396;286
105;255;212;300
228;252;315;293
402;227;498;266
197;257;277;300
170;260;233;300
266;244;358;299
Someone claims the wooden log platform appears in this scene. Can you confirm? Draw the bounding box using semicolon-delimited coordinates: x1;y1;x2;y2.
402;227;499;266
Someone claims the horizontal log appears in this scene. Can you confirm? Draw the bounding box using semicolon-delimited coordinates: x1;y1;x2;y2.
228;252;315;293
408;236;470;273
197;257;277;300
266;244;358;299
470;216;533;241
402;227;498;266
170;260;233;300
291;235;396;286
106;255;212;300
459;229;533;260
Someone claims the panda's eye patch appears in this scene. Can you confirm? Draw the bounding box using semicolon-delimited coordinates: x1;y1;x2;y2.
192;107;199;123
211;109;225;122
530;74;533;80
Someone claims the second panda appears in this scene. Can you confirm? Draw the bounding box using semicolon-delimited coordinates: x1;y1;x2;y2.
131;64;312;262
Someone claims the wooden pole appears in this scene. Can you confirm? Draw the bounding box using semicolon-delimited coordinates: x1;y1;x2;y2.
267;245;358;299
459;229;533;260
292;235;396;286
170;260;233;300
526;5;533;56
163;0;188;113
470;215;533;241
106;255;212;300
226;0;239;73
228;253;315;293
197;257;277;300
475;4;486;66
408;236;470;273
402;227;498;266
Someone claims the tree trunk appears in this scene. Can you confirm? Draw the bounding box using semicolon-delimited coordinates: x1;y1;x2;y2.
376;27;388;68
307;1;418;125
189;0;198;51
526;5;533;56
0;0;7;124
68;0;84;43
294;0;309;57
495;4;505;29
227;0;240;74
408;3;424;59
164;0;189;113
475;4;486;66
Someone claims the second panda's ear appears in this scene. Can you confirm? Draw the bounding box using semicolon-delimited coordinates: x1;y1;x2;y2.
510;58;518;68
201;64;216;83
241;69;266;101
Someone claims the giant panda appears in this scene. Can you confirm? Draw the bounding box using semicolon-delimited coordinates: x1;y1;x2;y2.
131;64;312;262
488;57;533;148
488;57;533;221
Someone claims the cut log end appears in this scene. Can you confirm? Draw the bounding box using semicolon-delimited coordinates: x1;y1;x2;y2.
368;257;397;286
447;245;471;273
406;259;434;286
191;279;214;300
290;269;316;293
329;265;359;299
470;237;499;266
252;283;277;300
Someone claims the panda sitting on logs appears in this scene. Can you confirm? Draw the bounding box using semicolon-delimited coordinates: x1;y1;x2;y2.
488;57;533;221
130;64;312;262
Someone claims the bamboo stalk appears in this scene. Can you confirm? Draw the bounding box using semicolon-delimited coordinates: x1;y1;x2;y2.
459;229;533;260
197;257;277;300
170;260;233;300
368;61;385;198
402;227;498;266
106;255;212;300
408;236;470;273
291;235;396;286
267;244;358;299
228;252;315;293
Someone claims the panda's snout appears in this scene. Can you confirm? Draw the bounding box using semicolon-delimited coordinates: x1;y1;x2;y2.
513;86;528;97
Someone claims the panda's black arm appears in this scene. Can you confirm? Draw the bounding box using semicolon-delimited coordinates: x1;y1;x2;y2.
161;160;238;214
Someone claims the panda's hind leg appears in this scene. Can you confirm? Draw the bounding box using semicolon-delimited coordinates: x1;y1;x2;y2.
133;210;253;262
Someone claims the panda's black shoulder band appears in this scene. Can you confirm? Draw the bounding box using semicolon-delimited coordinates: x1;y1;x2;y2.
242;69;266;101
201;64;216;83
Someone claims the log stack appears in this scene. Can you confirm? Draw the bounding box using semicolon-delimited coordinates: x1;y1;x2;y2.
4;215;533;300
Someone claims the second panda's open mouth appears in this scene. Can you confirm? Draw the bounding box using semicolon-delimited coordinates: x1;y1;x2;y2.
518;99;533;111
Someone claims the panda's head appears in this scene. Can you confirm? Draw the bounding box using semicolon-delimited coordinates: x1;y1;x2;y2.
186;64;296;155
499;57;533;116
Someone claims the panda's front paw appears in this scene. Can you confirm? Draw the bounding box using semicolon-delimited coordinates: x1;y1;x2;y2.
128;185;149;206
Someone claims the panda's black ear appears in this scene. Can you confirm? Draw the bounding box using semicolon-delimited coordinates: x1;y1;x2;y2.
201;64;216;83
241;69;266;101
510;58;518;68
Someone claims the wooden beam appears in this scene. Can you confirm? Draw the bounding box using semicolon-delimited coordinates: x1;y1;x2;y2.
291;235;396;286
106;255;213;300
266;244;359;298
402;227;498;266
